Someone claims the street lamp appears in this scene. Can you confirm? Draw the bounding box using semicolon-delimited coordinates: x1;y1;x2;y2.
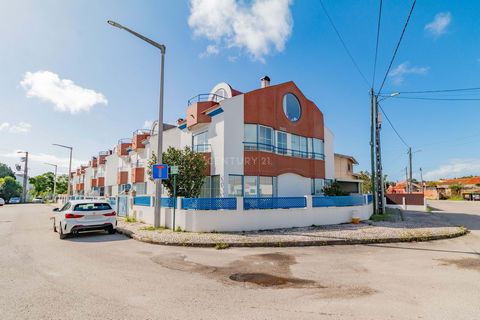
44;162;58;202
378;92;400;102
52;144;73;198
17;150;28;203
107;19;166;228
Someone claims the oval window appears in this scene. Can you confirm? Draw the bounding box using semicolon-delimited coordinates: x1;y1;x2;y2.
282;93;301;122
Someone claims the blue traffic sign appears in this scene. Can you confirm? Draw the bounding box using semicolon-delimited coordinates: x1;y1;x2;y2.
152;164;169;179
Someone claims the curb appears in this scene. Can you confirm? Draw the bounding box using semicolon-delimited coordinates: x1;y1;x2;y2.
116;227;469;248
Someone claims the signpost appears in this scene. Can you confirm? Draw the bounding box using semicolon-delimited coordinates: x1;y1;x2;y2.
171;165;178;231
152;164;169;180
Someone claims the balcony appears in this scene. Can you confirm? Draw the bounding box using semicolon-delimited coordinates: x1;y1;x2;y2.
117;170;129;185
185;99;218;129
98;151;109;165
75;183;84;191
132;129;151;151
91;178;97;187
117;138;132;156
91;158;98;168
97;177;105;187
131;167;145;183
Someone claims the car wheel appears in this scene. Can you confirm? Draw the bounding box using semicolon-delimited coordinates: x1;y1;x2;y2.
108;227;116;235
59;223;67;240
53;219;57;233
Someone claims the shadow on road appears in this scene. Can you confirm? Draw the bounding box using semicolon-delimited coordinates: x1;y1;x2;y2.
364;243;480;256
67;232;129;243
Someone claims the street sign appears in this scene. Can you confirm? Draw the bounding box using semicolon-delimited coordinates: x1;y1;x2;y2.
171;165;179;175
152;164;169;179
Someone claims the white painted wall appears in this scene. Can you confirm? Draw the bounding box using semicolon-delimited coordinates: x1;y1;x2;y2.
324;127;335;180
277;173;311;196
105;152;119;196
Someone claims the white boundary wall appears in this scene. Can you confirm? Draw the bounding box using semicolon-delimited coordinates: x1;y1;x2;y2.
130;196;373;232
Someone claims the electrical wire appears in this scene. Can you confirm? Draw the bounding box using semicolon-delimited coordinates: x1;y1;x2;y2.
378;103;410;148
372;0;383;88
393;96;480;101
319;0;370;87
381;87;480;95
377;0;417;94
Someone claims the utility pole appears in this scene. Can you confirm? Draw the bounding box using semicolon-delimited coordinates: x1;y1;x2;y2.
23;152;28;203
405;167;408;193
408;147;413;194
370;89;377;214
45;163;58;202
420;167;424;193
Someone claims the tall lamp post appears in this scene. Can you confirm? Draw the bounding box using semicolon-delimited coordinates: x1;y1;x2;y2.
107;20;166;228
52;144;73;198
17;151;28;203
45;163;58;201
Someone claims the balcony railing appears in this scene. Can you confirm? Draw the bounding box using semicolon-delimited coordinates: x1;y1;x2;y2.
192;144;211;153
187;93;226;106
243;142;325;160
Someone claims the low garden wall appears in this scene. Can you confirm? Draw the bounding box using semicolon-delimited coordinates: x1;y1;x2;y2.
129;195;373;232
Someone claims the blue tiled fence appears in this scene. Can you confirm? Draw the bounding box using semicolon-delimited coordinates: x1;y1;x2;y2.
161;197;176;208
244;197;307;210
182;197;237;210
313;195;365;207
367;194;373;204
133;196;151;206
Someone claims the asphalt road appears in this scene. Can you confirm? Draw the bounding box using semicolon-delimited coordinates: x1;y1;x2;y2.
0;202;479;320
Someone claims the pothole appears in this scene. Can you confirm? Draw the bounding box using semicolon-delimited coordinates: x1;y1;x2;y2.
229;272;316;287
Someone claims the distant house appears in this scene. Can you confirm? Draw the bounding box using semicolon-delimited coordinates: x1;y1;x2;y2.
334;153;362;194
387;180;422;194
435;177;480;200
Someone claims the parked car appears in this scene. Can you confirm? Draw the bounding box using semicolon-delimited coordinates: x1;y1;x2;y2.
32;197;44;203
52;200;117;239
0;198;5;206
9;197;20;204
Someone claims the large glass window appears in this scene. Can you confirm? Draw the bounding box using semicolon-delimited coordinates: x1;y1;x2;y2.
282;93;301;122
134;182;147;195
299;136;308;158
277;131;287;154
258;125;273;151
244;176;258;197
211;175;221;197
313;138;324;159
259;176;273;196
228;175;243;196
244;124;257;150
199;176;211;197
291;134;300;157
192;131;208;152
311;178;325;195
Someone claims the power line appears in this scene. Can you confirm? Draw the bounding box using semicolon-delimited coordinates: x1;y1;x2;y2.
377;0;417;94
378;103;410;148
394;96;480;101
382;87;480;95
372;0;383;88
319;0;370;87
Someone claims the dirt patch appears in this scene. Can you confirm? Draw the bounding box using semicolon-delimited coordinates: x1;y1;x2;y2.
151;252;376;296
438;257;480;271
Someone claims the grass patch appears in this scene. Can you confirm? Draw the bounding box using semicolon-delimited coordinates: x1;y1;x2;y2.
214;243;230;250
124;216;137;223
139;226;166;231
447;196;464;201
175;226;183;232
370;212;393;222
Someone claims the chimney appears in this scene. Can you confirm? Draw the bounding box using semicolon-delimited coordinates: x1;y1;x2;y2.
260;75;270;88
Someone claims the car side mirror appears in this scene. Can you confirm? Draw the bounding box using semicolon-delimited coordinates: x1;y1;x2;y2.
53;208;60;212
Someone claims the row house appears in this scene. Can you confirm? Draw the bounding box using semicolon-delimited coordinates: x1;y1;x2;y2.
71;77;347;198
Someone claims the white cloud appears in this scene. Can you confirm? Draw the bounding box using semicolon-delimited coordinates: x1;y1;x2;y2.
425;12;451;37
20;71;108;114
424;159;480;180
0;122;31;133
200;44;220;58
388;62;429;85
143;120;154;129
188;0;293;62
0;150;86;172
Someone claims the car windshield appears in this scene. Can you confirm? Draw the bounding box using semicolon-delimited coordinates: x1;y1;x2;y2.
73;203;112;211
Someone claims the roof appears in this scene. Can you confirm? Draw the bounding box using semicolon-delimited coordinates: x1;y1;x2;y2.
439;177;480;185
334;153;359;165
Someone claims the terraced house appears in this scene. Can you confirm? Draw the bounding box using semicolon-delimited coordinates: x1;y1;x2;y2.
71;77;343;199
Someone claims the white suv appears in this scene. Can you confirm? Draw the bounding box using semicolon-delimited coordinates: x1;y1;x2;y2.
53;200;117;239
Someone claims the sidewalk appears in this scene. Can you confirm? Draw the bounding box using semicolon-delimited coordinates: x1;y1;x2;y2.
116;210;467;248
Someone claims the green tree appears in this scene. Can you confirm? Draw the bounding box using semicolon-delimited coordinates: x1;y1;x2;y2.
322;181;348;196
449;184;463;197
357;171;372;194
0;176;23;201
148;147;208;198
29;172;55;197
0;163;15;179
55;174;69;194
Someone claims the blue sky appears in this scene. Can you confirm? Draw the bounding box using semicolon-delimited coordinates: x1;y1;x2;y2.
0;0;479;181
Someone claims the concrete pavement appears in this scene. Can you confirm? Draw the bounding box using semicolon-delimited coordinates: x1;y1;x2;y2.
0;202;479;319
